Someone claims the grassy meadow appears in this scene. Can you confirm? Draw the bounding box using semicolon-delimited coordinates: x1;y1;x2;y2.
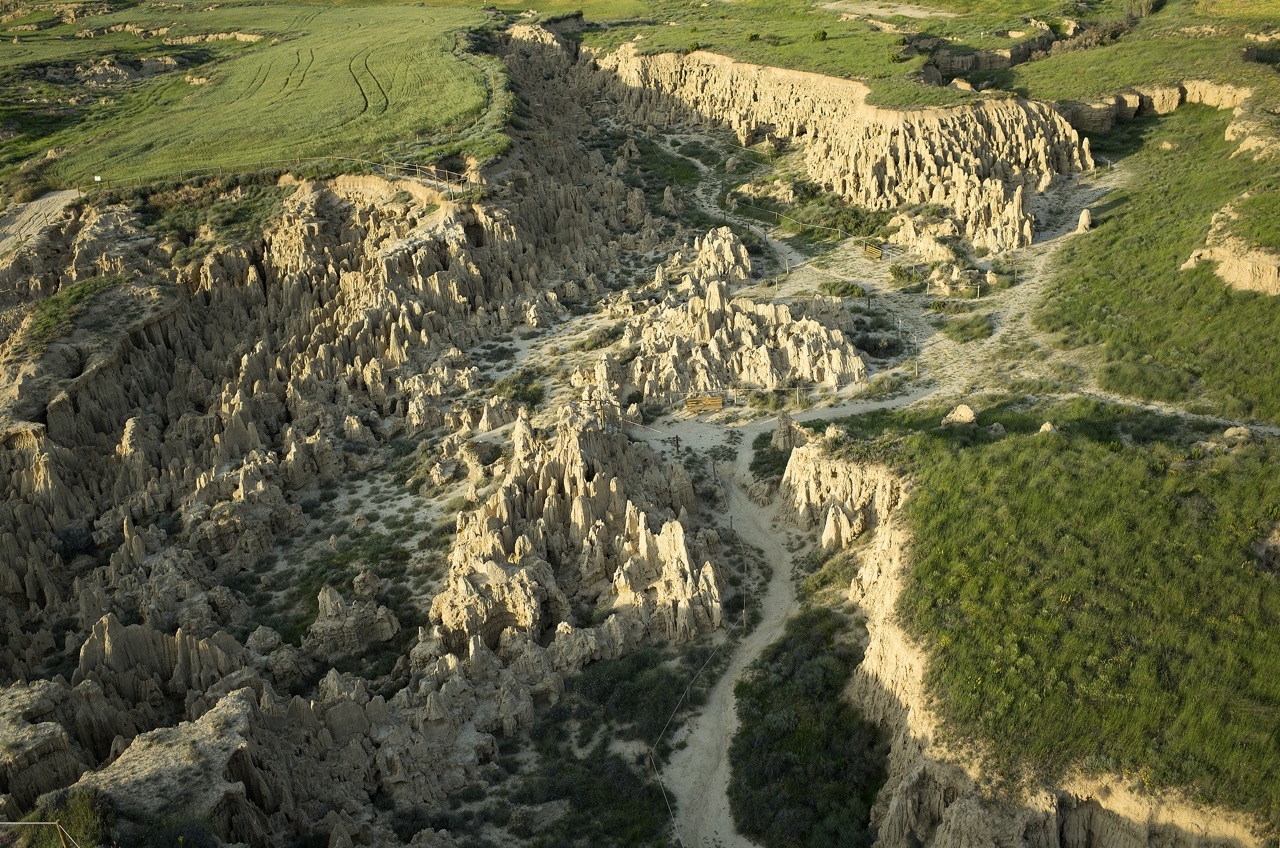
825;398;1280;824
1;0;503;196
1037;105;1280;421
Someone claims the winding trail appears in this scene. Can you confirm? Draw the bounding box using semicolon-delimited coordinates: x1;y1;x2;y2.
628;391;933;848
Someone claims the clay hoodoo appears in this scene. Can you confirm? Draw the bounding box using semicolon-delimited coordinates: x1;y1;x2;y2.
0;21;709;839
431;403;724;663
579;227;868;408
594;45;1093;252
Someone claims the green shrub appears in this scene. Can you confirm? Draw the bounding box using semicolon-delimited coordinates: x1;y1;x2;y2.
729;608;886;848
570;322;624;352
16;789;116;848
812;29;827;42
1124;0;1161;17
493;367;546;408
749;432;792;481
939;313;994;343
818;279;866;298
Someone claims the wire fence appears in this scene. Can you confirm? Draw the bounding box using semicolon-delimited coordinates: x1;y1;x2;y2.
0;821;85;848
79;154;482;200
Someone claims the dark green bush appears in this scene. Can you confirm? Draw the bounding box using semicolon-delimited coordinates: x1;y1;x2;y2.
729;608;886;848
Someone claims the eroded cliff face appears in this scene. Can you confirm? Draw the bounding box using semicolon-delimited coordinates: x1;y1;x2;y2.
778;430;1263;848
1052;79;1270;158
1182;193;1280;296
592;44;1092;252
0;23;722;842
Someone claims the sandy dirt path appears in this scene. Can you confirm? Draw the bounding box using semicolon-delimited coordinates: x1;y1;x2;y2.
0;190;78;258
632;390;931;847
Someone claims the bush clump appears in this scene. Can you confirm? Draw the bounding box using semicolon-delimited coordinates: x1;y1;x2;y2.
729;608;886;848
15;789;116;848
493;367;547;407
749;431;792;481
938;313;994;343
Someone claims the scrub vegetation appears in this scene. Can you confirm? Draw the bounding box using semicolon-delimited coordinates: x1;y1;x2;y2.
728;607;887;848
825;398;1280;823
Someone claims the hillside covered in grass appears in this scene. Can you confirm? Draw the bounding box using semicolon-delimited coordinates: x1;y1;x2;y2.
827;399;1280;825
0;0;506;200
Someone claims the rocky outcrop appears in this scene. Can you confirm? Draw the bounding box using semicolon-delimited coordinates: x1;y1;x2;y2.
1053;79;1275;160
928;25;1056;76
593;44;1092;251
431;404;724;664
580;227;867;406
778;432;1264;848
1182;194;1280;296
303;585;401;663
0;21;697;837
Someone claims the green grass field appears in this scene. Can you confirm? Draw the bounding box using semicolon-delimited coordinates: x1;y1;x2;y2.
825;398;1280;825
1037;106;1280;422
1;0;504;196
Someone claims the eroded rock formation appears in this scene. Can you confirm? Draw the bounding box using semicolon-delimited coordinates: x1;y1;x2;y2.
431;404;724;663
593;44;1092;251
579;227;868;407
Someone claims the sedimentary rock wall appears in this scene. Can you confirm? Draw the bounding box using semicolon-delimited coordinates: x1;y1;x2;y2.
1182;194;1280;296
592;44;1092;251
1052;78;1270;158
778;431;1263;848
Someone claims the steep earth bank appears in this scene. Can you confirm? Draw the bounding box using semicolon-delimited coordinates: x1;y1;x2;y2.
777;425;1264;848
590;42;1093;253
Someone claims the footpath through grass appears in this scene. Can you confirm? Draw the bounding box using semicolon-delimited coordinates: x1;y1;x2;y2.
826;398;1280;825
1037;105;1280;422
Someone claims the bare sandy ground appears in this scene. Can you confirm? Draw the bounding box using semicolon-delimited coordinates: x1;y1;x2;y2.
632;388;931;847
822;0;956;18
0;190;78;259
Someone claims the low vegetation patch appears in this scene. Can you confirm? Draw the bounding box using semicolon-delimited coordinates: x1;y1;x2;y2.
1037;107;1280;422
14;789;116;848
749;431;792;481
493;366;548;408
830;398;1280;821
937;312;993;343
728;607;886;848
10;273;127;357
733;181;890;246
817;279;866;299
570;322;624;352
